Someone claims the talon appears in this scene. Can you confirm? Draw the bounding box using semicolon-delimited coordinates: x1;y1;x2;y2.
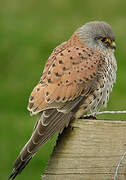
83;115;97;119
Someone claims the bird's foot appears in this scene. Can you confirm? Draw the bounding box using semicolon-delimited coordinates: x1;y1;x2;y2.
80;115;97;119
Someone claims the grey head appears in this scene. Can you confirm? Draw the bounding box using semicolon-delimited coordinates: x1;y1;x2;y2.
77;21;116;52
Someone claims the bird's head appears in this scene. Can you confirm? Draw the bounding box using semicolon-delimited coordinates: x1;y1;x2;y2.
77;21;116;53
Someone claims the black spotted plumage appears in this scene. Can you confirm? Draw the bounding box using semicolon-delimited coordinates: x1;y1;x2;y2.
9;21;117;179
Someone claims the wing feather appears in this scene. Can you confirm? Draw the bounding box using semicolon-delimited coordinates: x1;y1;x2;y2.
28;34;106;115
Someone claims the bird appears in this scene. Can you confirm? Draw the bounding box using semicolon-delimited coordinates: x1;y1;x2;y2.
8;21;117;179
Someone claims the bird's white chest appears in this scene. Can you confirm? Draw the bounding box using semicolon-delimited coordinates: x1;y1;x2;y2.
74;55;117;119
97;55;117;109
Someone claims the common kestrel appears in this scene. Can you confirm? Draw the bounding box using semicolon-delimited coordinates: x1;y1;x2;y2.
9;21;117;179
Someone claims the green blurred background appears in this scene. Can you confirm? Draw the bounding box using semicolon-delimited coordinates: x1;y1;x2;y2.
1;0;126;179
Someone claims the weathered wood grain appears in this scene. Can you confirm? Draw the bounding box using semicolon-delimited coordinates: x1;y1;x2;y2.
42;119;126;180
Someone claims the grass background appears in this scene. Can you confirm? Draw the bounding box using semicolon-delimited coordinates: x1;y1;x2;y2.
1;0;126;179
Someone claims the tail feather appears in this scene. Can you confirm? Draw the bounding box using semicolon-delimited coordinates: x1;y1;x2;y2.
8;157;32;180
8;110;73;179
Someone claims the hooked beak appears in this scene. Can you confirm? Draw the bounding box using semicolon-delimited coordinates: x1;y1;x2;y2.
111;41;116;50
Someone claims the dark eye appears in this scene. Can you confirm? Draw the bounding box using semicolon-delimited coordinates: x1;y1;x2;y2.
101;37;106;42
101;37;111;47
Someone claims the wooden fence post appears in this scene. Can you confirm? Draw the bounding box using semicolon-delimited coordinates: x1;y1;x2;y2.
42;119;126;180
